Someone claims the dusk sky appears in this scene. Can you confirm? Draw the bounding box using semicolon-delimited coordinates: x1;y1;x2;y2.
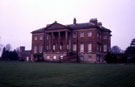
0;0;134;51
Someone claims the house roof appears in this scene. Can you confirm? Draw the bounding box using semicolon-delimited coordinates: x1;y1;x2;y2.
31;20;111;34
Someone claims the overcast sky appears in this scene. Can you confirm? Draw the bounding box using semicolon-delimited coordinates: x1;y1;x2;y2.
0;0;134;51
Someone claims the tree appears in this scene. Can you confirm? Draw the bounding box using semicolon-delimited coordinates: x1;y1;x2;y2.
105;52;117;63
111;46;122;54
5;44;12;51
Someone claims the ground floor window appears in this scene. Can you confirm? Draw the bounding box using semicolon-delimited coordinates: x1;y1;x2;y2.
73;44;77;51
47;56;50;59
53;56;56;60
80;44;84;52
80;55;84;60
88;56;92;60
60;56;63;59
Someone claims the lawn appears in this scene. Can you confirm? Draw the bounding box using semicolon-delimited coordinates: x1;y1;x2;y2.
0;62;135;87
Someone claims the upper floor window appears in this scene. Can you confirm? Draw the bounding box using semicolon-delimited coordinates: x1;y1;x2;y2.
73;32;77;38
53;44;56;51
34;45;37;53
88;32;92;37
88;43;92;52
40;36;43;40
34;36;37;40
46;35;49;40
47;56;50;59
97;33;99;38
39;45;43;53
80;44;84;52
104;35;107;39
103;45;107;52
73;44;77;51
46;45;48;51
80;32;84;37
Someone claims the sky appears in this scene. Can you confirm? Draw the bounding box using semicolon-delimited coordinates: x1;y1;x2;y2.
0;0;134;51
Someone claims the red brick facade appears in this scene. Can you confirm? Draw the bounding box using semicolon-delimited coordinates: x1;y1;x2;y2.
31;18;111;63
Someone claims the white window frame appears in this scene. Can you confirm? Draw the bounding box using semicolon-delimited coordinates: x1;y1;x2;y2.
80;44;84;52
88;32;92;37
34;36;37;40
40;36;43;40
53;44;55;51
80;32;84;37
39;45;42;53
34;45;37;53
53;56;56;60
103;45;107;52
88;43;92;52
47;56;50;59
73;44;77;51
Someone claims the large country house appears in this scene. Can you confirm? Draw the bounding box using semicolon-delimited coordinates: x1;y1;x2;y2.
31;18;111;63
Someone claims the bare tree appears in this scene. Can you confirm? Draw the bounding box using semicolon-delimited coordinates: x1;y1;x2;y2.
5;44;12;51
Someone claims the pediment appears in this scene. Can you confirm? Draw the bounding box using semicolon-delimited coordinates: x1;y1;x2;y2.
46;22;67;30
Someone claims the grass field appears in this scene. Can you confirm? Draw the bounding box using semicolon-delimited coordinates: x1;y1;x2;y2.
0;62;135;87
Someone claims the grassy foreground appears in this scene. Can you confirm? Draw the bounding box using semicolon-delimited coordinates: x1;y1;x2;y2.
0;62;135;87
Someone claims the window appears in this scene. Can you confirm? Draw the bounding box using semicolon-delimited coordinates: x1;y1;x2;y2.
67;44;69;49
100;46;102;52
73;32;77;38
80;44;84;52
97;33;99;38
60;56;63;59
34;36;37;40
97;45;99;51
60;45;62;50
46;35;49;40
80;32;84;37
88;43;92;52
104;35;107;39
40;36;43;40
103;45;107;52
34;45;37;53
88;56;92;60
88;32;92;37
53;56;56;60
53;44;55;51
39;45;42;53
46;45;48;50
47;56;50;59
80;56;84;60
73;44;77;51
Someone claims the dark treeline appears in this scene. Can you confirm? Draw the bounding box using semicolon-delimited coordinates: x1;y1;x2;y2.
0;47;19;61
105;46;135;63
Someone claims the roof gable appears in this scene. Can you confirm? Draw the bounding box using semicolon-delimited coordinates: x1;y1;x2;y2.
46;22;67;30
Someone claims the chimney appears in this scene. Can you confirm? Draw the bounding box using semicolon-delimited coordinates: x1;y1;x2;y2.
90;18;98;25
73;18;77;24
98;22;102;26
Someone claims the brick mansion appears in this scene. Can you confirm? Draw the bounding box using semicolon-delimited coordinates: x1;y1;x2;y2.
28;18;111;63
